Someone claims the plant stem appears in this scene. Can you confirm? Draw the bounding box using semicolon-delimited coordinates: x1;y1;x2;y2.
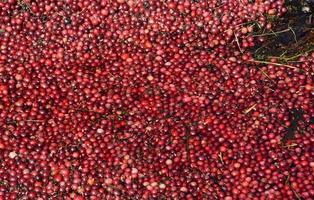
249;59;299;70
252;28;291;37
234;33;243;53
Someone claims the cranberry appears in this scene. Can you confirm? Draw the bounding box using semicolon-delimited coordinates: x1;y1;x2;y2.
0;0;311;199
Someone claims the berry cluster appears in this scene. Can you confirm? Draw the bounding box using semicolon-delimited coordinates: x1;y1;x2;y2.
0;0;313;199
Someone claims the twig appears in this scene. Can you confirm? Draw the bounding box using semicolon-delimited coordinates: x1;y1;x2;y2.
251;28;291;37
284;175;302;200
73;108;104;114
25;119;44;123
207;174;226;192
243;104;257;114
235;20;261;30
18;0;35;15
289;26;297;43
218;152;224;165
185;125;191;163
249;59;299;70
259;68;272;80
282;143;298;149
234;33;243;53
269;48;314;62
75;3;94;16
289;184;302;200
270;29;278;37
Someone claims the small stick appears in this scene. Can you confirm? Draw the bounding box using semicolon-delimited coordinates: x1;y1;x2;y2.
234;33;243;53
258;68;272;81
184;125;191;163
270;48;314;62
249;59;299;70
25;119;44;123
285;174;302;200
288;26;298;43
282;143;298;149
75;3;94;16
218;152;224;165
74;108;104;114
290;185;302;200
244;104;257;114
251;28;291;37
